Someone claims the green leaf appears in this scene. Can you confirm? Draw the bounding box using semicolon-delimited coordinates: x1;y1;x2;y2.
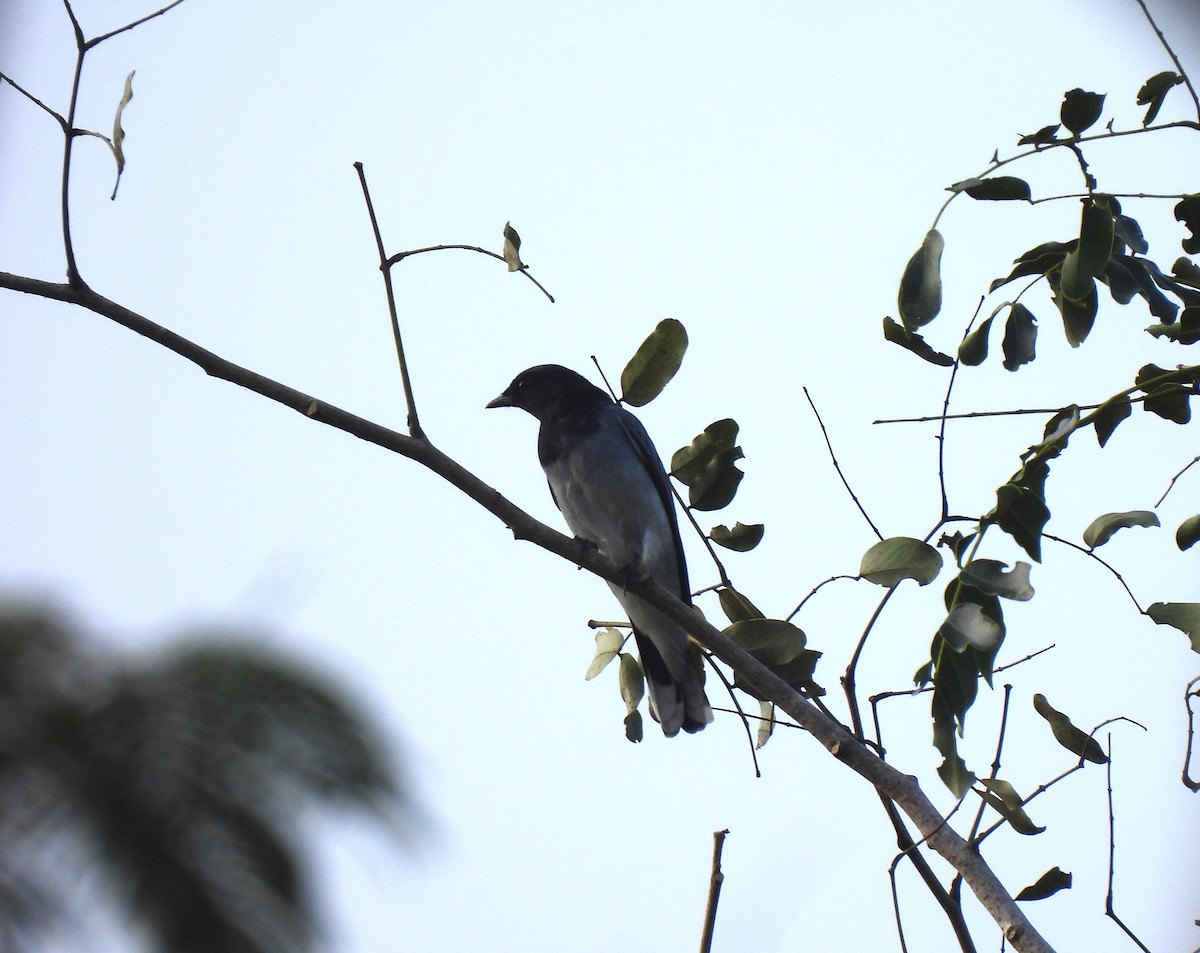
688;447;745;511
990;241;1072;293
1112;206;1149;255
1137;363;1193;424
957;315;994;366
1016;867;1073;902
618;652;644;713
1017;124;1061;146
859;537;943;588
1060;201;1115;303
502;222;524;272
624;709;643;743
1176;515;1200;552
1093;395;1131;447
1137;71;1183;125
717;587;764;623
932;693;975;796
978;778;1045;835
620;318;688;407
725;619;821;699
710;522;765;552
898;229;945;330
1176;194;1200;255
950;176;1032;202
1033;694;1108;763
671;419;739;484
1060;88;1106;135
1147;602;1200;653
882;317;955;366
992;483;1050;562
584;627;625;679
1051;277;1098;348
1002;303;1037;371
1082;510;1160;548
959;560;1034;601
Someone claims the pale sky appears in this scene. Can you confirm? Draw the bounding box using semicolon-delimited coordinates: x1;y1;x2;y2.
2;1;1199;951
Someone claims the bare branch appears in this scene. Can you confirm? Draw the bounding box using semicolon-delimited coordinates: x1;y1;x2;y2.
804;386;883;540
1155;454;1200;508
385;242;555;302
1183;676;1200;792
84;0;190;49
1104;737;1153;952
0;73;68;129
698;830;729;953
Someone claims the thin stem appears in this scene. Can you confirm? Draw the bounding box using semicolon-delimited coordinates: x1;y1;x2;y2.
354;162;424;439
385;243;555;303
842;588;897;741
1104;736;1153;952
84;0;190;48
1182;676;1200;792
0;73;68;128
1155;454;1199;507
1041;532;1144;613
698;830;729;953
785;573;859;622
804;387;883;540
60;6;88;287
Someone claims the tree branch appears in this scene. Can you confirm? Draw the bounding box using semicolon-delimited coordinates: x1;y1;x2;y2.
0;269;1057;953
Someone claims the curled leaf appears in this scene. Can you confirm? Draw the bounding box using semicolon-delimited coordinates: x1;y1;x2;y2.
1176;515;1200;552
957;315;994;366
502;222;524;272
618;652;644;713
671;419;738;484
978;778;1045;835
110;70;135;200
710;522;764;552
756;701;775;749
1082;510;1159;549
898;229;945;330
1002;303;1037;371
1016;867;1073;902
1147;602;1200;653
882;317;955;366
1137;71;1183;126
1033;694;1108;763
620;318;688;407
958;560;1034;601
584;627;625;679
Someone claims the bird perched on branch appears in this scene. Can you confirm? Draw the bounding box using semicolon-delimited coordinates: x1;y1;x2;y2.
487;364;713;737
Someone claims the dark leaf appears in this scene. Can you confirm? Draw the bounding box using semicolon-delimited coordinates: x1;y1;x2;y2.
1112;210;1149;255
688;447;745;511
1177;515;1200;552
958;316;994;366
959;559;1034;601
960;176;1032;202
898;229;945;330
990;241;1072;292
978;778;1045;835
1060;201;1114;302
1017;124;1061;146
1060;88;1106;135
1177;194;1200;255
1002;303;1037;371
992;482;1049;561
710;522;765;552
1137;364;1193;423
1147;602;1200;653
859;537;943;588
1016;866;1073;901
882;317;955;366
1033;693;1108;763
932;693;975;796
1124;256;1183;321
624;709;643;743
717;587;764;623
1082;510;1160;548
1137;71;1183;126
1092;395;1131;447
1174;257;1200;290
1051;277;1098;348
620;318;688;407
725;619;821;699
1099;255;1140;304
1146;307;1200;344
670;419;739;484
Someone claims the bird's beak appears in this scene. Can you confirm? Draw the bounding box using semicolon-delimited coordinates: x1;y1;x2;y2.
485;392;514;409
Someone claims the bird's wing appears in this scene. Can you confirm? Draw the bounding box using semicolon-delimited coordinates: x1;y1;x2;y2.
613;408;690;603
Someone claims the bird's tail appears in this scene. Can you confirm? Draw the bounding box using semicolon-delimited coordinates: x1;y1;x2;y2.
633;628;714;737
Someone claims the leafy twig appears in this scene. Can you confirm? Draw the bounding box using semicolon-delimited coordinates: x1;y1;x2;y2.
1133;0;1200;121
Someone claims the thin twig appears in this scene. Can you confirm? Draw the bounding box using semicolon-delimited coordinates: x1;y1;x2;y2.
874;400;1142;425
1104;736;1153;952
0;72;68;128
786;574;860;622
385;243;555;302
842;588;897;740
1155;454;1200;507
704;657;761;777
354;162;424;439
698;830;730;953
803;387;883;540
84;0;190;48
1183;676;1200;792
1041;533;1144;613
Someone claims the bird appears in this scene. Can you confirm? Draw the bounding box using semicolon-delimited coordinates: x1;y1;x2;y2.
487;364;713;737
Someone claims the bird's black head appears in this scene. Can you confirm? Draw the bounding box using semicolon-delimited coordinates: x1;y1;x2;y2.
486;364;612;421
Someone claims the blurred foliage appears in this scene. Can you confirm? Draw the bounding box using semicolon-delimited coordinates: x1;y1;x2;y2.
0;601;411;953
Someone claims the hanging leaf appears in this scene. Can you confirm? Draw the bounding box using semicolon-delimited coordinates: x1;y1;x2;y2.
1092;395;1131;447
859;537;943;588
109;70;136;200
932;693;975;795
584;627;626;679
939;604;1004;652
898;229;945;330
1082;510;1160;549
1051;278;1098;348
620;319;688;407
624;710;643;743
990;241;1072;292
958;315;994;366
1016;867;1073;902
1147;602;1200;653
717;587;764;624
756;701;775;749
1033;694;1108;763
1137;71;1183;125
882;317;955;366
617;653;644;712
1002;302;1037;371
1060;88;1106;135
1137;363;1192;424
688;447;745;511
502;222;524;271
710;522;765;552
992;482;1050;562
671;419;739;484
1060;201;1115;303
978;778;1045;835
1176;515;1200;552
